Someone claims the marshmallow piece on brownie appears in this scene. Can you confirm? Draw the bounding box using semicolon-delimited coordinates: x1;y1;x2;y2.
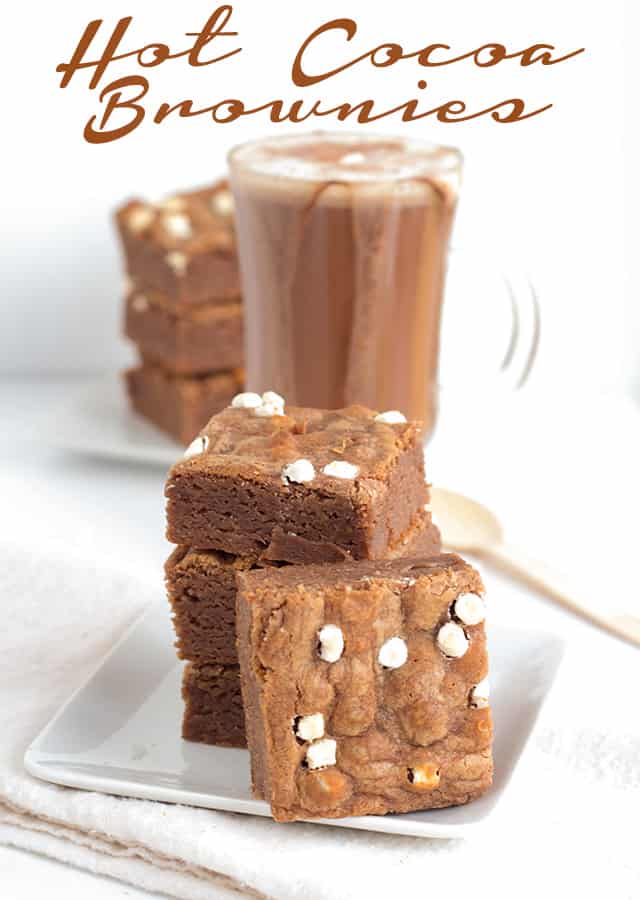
166;251;187;276
437;622;469;658
231;392;263;409
282;459;316;484
126;205;154;233
254;401;285;418
374;410;407;425
261;391;285;410
470;676;490;709
183;435;209;459
318;625;344;663
305;739;337;770
211;188;235;217
378;636;408;669
162;213;192;240
322;460;359;480
454;593;486;626
295;713;325;742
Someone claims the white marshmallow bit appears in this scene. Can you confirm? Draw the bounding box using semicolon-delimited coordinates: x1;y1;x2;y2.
437;622;469;659
340;152;366;165
318;624;344;663
183;435;209;459
254;402;285;418
131;293;149;313
305;738;337;770
211;189;235;217
126;205;153;233
163;213;192;240
374;410;407;425
261;390;285;410
295;713;325;742
378;636;408;669
282;459;316;484
231;392;263;409
454;593;486;626
322;460;359;480
470;676;490;708
166;251;187;276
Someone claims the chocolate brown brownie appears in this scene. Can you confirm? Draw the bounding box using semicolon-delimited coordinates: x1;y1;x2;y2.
166;512;441;666
124;291;243;375
115;181;239;306
167;548;265;666
181;662;245;747
166;401;430;563
236;554;492;822
125;363;243;445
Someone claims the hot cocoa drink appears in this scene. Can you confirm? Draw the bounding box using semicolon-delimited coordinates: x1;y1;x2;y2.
228;133;461;436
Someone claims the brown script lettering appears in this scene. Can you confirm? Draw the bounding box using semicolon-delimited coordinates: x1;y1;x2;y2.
54;6;586;144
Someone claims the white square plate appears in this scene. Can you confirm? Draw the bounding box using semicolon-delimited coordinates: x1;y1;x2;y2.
46;377;181;467
24;603;564;838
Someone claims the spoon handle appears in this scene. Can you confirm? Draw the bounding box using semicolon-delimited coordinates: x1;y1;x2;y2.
478;542;640;648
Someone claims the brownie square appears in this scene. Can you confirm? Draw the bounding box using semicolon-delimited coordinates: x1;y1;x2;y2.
125;291;244;375
115;181;240;306
166;513;441;667
165;403;430;563
125;363;243;445
166;547;264;666
236;554;492;822
181;662;245;747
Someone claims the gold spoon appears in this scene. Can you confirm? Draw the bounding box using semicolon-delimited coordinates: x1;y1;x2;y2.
431;487;640;648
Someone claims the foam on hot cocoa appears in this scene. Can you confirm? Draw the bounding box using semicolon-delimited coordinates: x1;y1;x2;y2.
230;133;460;195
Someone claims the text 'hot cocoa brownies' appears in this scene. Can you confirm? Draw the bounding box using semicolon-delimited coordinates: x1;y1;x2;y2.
235;554;492;822
165;396;435;565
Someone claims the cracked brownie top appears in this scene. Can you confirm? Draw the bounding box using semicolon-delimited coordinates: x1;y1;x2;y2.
169;401;424;492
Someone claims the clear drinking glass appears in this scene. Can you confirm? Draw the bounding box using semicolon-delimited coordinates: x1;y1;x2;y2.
229;132;537;440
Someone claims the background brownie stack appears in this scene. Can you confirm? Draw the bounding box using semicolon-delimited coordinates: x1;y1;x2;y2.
115;181;244;445
164;397;443;748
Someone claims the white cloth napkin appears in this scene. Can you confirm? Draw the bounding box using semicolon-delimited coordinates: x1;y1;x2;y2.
1;537;639;900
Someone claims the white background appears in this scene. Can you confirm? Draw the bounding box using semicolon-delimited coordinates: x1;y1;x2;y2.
0;6;639;897
1;0;638;398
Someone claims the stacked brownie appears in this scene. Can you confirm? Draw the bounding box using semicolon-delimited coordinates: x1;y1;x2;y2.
164;396;442;748
164;396;493;821
115;181;244;444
